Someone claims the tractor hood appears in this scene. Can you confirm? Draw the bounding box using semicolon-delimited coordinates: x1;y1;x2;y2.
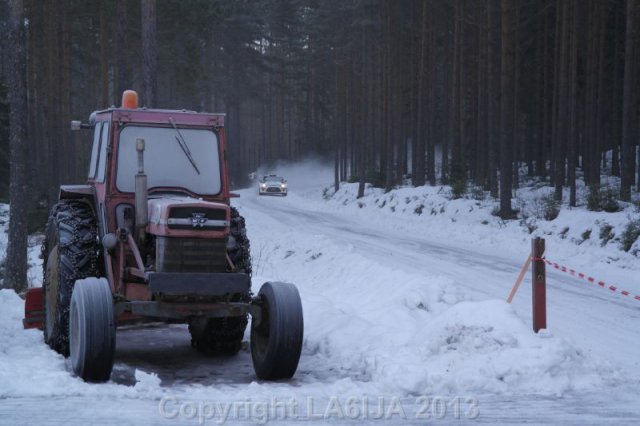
147;196;230;238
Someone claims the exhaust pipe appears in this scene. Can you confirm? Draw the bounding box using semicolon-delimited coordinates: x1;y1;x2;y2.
135;138;148;247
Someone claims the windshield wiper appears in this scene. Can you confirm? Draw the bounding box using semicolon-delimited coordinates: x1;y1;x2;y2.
169;117;200;175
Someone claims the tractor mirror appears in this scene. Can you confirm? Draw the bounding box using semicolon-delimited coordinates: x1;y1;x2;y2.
71;120;91;131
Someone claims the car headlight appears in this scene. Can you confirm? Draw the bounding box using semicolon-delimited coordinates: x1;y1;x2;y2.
260;184;266;189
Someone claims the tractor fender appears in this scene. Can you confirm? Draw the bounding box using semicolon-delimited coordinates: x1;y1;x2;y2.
58;185;99;225
59;185;95;203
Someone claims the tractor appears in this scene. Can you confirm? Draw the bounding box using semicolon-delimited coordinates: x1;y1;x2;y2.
22;90;304;383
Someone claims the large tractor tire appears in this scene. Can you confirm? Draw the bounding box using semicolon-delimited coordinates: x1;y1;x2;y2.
69;277;115;382
227;207;252;276
188;207;251;355
41;200;99;356
250;282;304;380
188;315;248;355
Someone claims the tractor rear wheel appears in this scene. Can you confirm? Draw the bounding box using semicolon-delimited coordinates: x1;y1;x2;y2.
228;207;251;275
41;200;99;356
69;277;115;382
188;315;247;355
188;207;252;355
43;246;61;348
250;282;304;380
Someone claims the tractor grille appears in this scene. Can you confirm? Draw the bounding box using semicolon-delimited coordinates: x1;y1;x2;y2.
156;237;227;273
167;207;228;231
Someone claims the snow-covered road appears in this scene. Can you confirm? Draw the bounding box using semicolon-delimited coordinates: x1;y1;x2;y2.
1;176;639;425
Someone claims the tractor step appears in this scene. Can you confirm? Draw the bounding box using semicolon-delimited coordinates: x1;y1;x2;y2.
23;287;44;330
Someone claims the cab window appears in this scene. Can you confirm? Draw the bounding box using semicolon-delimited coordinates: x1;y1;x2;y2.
87;123;102;179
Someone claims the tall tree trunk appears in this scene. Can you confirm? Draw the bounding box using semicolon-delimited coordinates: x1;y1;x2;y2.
584;0;601;187
115;0;129;98
487;0;500;197
612;4;623;178
384;1;394;191
637;143;640;189
357;8;367;199
621;0;638;201
554;1;570;201
476;2;488;188
499;0;515;218
5;0;28;292
549;1;561;188
413;0;427;187
426;2;436;186
512;2;520;190
568;0;578;207
593;1;606;187
141;0;157;107
25;1;44;193
447;1;461;186
45;0;60;201
334;58;342;193
60;0;72;181
99;0;109;107
452;0;465;190
533;6;546;178
540;7;553;179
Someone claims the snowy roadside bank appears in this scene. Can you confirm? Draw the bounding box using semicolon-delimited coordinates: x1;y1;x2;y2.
287;177;640;299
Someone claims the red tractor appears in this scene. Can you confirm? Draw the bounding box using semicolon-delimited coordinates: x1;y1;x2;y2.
23;90;303;382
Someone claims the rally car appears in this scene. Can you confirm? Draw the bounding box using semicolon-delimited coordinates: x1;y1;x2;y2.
258;174;288;196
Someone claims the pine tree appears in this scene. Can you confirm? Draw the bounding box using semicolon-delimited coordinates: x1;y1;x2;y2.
4;0;28;292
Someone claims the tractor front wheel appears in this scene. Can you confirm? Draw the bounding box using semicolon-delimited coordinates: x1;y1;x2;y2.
69;277;115;383
250;282;303;380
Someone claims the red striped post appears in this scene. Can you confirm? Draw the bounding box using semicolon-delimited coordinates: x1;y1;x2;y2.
532;238;546;333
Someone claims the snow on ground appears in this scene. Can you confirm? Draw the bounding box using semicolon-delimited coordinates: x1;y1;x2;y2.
260;159;639;290
243;159;640;391
243;203;619;397
304;175;640;285
0;159;638;423
0;288;160;399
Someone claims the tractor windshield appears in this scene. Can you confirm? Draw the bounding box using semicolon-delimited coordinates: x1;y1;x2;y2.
116;125;221;195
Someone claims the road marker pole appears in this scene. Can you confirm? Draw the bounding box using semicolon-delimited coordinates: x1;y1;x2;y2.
532;238;547;333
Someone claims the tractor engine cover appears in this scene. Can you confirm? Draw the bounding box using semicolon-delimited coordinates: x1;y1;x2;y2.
147;197;230;273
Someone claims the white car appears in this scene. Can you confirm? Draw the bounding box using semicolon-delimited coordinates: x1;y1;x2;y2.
258;175;288;196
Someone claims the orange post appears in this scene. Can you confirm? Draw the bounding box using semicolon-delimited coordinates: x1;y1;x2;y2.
532;238;546;333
